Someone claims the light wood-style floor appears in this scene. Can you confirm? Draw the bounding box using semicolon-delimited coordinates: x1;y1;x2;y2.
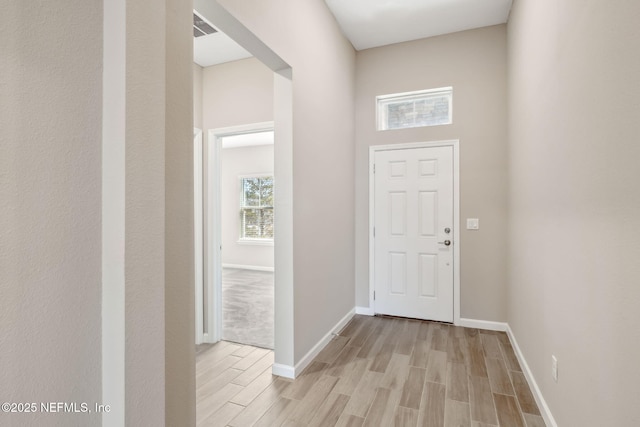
196;315;545;426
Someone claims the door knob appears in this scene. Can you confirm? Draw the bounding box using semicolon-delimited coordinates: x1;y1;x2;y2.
438;240;451;246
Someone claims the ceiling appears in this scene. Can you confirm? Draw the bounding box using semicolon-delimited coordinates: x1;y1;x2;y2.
221;131;274;149
194;0;513;67
194;30;252;67
325;0;513;50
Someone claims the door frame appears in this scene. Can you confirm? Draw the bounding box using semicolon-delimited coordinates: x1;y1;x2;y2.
369;140;461;325
204;122;275;344
194;129;205;344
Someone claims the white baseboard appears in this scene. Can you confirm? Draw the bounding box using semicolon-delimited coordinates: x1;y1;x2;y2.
458;318;507;332
271;363;295;379
278;308;355;379
202;332;216;345
222;263;274;272
506;325;558;427
458;318;557;425
355;306;375;316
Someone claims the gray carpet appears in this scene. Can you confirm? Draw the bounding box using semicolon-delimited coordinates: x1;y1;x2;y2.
222;268;274;349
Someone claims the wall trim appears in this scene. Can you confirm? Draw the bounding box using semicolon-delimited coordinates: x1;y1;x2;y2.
457;318;507;332
272;308;355;379
236;238;275;247
507;325;558;427
355;306;375;316
271;363;295;378
222;263;274;272
194;129;204;345
210;121;275;139
102;0;126;424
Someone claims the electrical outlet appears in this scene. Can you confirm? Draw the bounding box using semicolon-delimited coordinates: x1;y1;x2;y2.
551;355;558;382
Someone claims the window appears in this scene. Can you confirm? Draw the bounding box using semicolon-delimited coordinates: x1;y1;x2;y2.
377;87;453;131
240;176;274;241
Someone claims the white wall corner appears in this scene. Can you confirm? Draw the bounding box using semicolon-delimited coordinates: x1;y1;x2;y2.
457;318;508;332
506;325;558;427
355;306;375;316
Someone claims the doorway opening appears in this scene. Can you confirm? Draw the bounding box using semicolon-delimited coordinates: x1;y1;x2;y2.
211;124;275;349
193;0;295;381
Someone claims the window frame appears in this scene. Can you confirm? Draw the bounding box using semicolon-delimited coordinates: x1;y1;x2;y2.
238;174;274;244
376;87;453;131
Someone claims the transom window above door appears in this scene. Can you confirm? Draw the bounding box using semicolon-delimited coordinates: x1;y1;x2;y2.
376;87;453;131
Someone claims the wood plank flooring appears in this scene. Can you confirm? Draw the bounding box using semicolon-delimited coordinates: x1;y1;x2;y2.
196;315;545;426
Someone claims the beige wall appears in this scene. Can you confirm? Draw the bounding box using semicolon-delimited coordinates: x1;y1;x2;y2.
355;25;508;321
0;2;103;425
123;1;167;423
508;0;640;426
507;0;640;425
164;0;195;424
194;63;203;129
221;145;275;269
110;0;195;423
216;0;356;362
1;1;195;425
202;57;274;132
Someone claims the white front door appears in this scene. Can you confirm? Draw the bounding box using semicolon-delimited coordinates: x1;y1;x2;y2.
373;145;454;322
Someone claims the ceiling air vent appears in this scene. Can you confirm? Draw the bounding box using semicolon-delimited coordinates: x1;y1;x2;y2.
193;12;217;38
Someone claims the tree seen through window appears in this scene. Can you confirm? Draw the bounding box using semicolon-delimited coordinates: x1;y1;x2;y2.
240;176;274;240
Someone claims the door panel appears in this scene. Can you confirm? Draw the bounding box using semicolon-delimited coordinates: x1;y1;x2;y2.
374;146;453;322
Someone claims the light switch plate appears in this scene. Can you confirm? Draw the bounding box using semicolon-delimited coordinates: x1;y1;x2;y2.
466;218;479;230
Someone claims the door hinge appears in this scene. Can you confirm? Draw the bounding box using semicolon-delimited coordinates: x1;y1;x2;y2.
373;227;375;237
373;164;376;174
374;291;376;300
